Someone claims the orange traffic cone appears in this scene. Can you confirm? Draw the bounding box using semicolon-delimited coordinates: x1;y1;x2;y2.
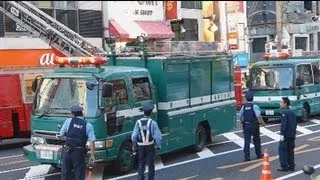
260;149;273;180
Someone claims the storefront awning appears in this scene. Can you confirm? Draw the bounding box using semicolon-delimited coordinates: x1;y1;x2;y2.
109;19;129;39
135;21;175;39
109;19;175;39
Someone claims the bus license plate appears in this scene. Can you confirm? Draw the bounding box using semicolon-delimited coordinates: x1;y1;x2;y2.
40;150;53;159
265;110;274;116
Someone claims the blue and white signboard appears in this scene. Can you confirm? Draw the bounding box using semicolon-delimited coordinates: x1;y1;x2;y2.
233;53;249;68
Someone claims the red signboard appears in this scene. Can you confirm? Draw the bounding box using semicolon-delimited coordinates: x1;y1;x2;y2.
165;1;178;20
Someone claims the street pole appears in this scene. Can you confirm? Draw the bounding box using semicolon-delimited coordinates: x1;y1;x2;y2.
225;2;229;52
102;1;109;51
276;1;283;52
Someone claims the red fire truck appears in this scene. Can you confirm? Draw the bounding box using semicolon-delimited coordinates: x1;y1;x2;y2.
0;46;55;141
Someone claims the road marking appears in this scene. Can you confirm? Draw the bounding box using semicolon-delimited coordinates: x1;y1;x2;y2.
0;166;33;174
24;164;51;180
0;159;28;167
296;125;313;134
275;163;320;180
197;147;215;158
211;178;224;180
310;119;320;124
260;127;280;141
308;136;320;142
240;144;309;172
178;175;199;180
222;132;251;148
0;154;23;160
111;127;320;180
154;156;164;169
217;158;263;169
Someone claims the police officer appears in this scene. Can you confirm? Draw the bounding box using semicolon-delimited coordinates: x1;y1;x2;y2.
59;105;96;180
240;90;266;161
277;97;297;172
131;103;162;180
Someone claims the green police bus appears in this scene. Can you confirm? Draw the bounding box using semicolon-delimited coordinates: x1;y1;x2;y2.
23;41;237;174
248;56;320;122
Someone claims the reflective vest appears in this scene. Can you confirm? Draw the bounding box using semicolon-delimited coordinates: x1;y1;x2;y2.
65;117;88;148
243;103;258;125
137;118;154;146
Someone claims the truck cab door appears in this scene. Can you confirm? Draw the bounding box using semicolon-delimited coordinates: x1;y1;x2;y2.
131;76;156;121
104;79;131;136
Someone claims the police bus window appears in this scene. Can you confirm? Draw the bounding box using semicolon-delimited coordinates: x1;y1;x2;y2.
132;77;152;102
106;79;128;112
312;63;320;84
296;64;313;86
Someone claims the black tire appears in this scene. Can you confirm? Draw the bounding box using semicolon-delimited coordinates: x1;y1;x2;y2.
192;125;206;152
263;117;269;123
114;141;134;174
300;108;309;123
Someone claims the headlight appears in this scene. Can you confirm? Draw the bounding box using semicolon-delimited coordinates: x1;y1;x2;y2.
30;136;45;144
86;141;105;149
95;141;106;149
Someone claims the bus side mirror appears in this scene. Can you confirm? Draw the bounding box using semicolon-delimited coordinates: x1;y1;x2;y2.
102;83;113;98
86;80;99;90
31;75;42;92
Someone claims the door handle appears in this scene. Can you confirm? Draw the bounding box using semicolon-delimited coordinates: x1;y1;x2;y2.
189;112;195;115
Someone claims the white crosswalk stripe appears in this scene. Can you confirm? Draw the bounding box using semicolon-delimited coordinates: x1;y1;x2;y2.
296;125;313;134
222;132;253;148
197;146;215;158
260;127;280;141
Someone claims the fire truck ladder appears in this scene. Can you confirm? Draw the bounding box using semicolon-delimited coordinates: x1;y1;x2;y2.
0;1;107;57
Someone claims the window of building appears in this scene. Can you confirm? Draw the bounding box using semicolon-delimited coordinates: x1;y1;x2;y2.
309;34;314;51
182;19;198;41
56;9;78;32
295;37;308;51
132;77;152;102
296;64;313;86
53;1;77;10
252;37;267;53
4;1;78;35
304;1;312;11
317;32;320;50
181;1;202;9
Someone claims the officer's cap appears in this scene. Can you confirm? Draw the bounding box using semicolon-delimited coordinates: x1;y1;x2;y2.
70;105;83;113
245;90;254;101
139;103;154;112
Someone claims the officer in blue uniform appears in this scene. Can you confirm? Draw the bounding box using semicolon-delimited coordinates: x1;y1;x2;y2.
277;97;297;172
59;105;96;180
239;90;266;161
131;103;162;180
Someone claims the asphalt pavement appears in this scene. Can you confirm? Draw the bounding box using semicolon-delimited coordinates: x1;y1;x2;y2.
1;117;320;180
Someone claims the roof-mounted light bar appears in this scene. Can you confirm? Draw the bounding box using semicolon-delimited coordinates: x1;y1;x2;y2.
263;52;289;60
54;56;107;67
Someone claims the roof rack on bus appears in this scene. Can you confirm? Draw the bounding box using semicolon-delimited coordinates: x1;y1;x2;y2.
102;41;230;58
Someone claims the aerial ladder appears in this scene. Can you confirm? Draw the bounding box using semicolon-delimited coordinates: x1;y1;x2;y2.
0;1;108;57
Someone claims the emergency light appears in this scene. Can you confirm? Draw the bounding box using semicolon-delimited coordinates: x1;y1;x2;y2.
53;56;107;66
263;52;289;60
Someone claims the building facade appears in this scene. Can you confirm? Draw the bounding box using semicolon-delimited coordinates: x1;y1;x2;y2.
247;1;319;62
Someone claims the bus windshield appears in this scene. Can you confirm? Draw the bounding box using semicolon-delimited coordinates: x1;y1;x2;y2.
34;78;100;118
251;67;294;90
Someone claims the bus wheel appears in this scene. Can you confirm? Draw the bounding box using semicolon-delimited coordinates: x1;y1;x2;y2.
114;141;134;174
192;125;206;152
263;117;269;123
300;107;310;123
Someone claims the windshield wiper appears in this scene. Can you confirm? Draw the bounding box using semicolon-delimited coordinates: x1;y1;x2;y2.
38;108;69;118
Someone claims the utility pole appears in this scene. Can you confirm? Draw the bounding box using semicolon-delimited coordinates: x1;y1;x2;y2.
276;1;283;52
225;2;229;52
